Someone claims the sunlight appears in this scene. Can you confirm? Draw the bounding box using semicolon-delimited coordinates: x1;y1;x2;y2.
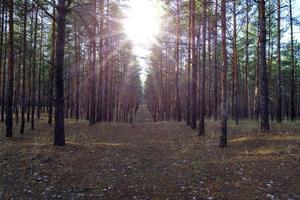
122;0;164;84
123;0;163;48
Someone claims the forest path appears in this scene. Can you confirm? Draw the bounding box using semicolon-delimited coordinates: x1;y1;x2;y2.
0;117;299;199
134;105;153;123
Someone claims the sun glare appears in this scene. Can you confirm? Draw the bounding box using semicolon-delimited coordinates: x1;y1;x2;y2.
123;0;163;48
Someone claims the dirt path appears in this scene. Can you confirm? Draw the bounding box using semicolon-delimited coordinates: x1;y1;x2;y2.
134;105;154;123
0;110;299;199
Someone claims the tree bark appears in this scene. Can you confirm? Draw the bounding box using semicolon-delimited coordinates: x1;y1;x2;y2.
276;0;282;122
175;0;181;122
0;0;5;123
259;0;270;131
31;7;39;130
289;0;295;121
220;0;228;147
213;0;218;121
75;21;80;121
27;8;34;122
186;0;191;125
6;0;14;137
198;0;206;136
54;0;66;146
48;9;55;124
1;7;7;122
244;0;250;119
191;0;197;129
37;13;44;119
232;0;239;124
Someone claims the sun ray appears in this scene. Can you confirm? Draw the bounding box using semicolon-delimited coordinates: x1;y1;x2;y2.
122;0;164;83
122;0;164;51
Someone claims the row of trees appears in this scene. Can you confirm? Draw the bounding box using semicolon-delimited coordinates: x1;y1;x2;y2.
144;0;299;146
0;0;142;145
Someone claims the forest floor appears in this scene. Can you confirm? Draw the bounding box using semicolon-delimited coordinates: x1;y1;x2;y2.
0;106;299;200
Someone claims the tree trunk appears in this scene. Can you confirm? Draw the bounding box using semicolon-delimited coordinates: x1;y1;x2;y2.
289;0;295;121
259;0;270;131
54;0;66;146
89;33;96;125
186;0;191;125
207;5;212;119
6;0;14;137
276;0;282;122
48;9;55;124
254;37;260;119
220;0;228;147
191;0;197;129
75;21;80;122
198;0;206;136
31;7;38;130
175;0;181;122
213;0;218;121
0;0;5;123
244;0;250;119
96;0;104;123
1;8;7;122
27;8;34;122
37;13;44;119
232;0;239;124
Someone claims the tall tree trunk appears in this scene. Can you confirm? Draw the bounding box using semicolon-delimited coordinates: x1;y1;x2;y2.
48;9;55;124
198;0;206;136
89;32;96;125
276;0;282;122
267;3;273;121
259;0;270;130
14;54;20;124
207;5;212;119
186;0;191;125
54;0;66;146
96;0;104;122
158;56;163;120
31;7;38;130
254;37;260;119
165;42;170;121
213;0;218;121
1;7;7;122
6;0;14;137
191;0;197;129
65;35;70;119
232;0;239;124
27;8;34;122
37;13;44;119
103;44;108;122
244;0;250;119
175;0;181;121
289;0;295;121
0;0;5;123
220;0;228;147
75;21;80;121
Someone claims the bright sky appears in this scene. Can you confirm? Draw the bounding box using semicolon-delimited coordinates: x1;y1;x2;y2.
122;0;164;83
282;0;300;43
